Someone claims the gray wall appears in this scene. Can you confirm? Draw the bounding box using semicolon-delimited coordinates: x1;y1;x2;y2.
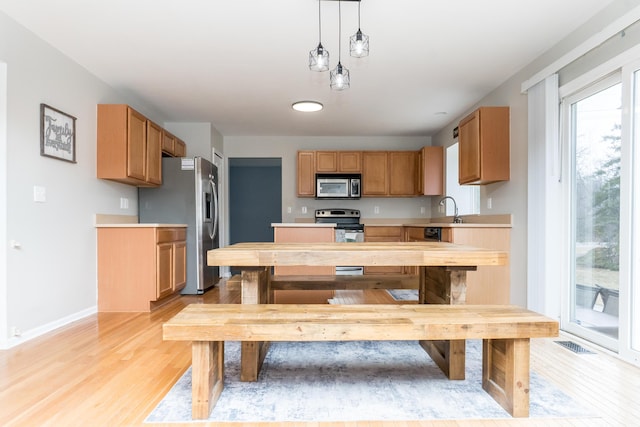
0;11;170;348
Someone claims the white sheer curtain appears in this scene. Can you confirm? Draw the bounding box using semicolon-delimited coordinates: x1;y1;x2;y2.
527;74;562;318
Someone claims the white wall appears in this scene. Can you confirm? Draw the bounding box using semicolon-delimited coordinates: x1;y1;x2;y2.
0;12;170;348
1;61;8;345
430;0;640;307
223;135;435;232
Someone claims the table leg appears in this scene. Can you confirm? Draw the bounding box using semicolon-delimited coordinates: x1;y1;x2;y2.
191;341;224;420
482;338;531;417
418;266;475;380
240;267;271;382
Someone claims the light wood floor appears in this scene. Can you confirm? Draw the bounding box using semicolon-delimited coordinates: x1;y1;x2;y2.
1;279;638;427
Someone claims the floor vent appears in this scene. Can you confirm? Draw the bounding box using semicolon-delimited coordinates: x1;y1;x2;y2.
555;340;596;354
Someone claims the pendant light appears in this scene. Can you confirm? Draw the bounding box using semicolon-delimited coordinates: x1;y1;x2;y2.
309;0;329;72
349;1;369;57
330;1;350;90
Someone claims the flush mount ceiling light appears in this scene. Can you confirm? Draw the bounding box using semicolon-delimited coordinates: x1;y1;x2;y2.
292;101;324;112
308;0;368;91
330;0;350;91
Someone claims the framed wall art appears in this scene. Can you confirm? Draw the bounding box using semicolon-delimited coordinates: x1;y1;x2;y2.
40;103;76;163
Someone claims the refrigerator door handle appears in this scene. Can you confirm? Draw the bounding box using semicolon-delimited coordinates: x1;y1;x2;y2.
210;179;218;240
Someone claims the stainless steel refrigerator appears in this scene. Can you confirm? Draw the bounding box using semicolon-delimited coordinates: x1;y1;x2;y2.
138;156;219;294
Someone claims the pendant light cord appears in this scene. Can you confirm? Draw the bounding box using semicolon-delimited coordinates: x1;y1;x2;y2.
318;0;322;43
357;1;361;29
338;0;342;61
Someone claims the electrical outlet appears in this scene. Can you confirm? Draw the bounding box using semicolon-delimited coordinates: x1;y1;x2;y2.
120;197;129;209
302;206;307;214
11;326;22;337
487;198;493;210
374;206;380;214
420;206;426;214
287;206;292;214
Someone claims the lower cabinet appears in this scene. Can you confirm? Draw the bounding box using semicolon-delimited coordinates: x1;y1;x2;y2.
364;226;404;274
272;225;335;303
440;227;510;304
97;226;187;312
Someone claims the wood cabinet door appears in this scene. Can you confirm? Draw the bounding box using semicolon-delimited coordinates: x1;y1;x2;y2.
126;108;147;181
364;226;404;274
316;151;337;172
362;151;388;196
389;151;417;196
146;121;162;185
338;151;362;172
173;241;187;292
162;130;175;153
459;110;481;184
156;243;173;300
297;151;316;196
174;138;186;157
420;146;444;196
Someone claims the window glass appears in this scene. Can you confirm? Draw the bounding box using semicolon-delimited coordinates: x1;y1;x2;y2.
444;143;480;215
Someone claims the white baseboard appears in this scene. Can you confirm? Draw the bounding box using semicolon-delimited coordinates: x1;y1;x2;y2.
0;306;97;350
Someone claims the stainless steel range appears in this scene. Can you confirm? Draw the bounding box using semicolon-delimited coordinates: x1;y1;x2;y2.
315;209;364;275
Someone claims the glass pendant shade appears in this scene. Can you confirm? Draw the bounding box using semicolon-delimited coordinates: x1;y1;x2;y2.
309;43;330;72
330;61;350;91
350;29;369;57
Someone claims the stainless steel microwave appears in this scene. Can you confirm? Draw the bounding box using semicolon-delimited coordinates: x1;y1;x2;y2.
316;174;361;199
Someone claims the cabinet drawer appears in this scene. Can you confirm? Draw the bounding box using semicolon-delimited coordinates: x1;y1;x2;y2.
156;228;186;243
364;226;403;238
405;227;425;241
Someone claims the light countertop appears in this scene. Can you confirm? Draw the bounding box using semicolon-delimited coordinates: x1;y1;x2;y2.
369;222;512;228
95;223;187;228
271;223;336;228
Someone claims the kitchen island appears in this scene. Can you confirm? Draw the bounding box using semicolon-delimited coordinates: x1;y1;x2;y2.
207;241;508;379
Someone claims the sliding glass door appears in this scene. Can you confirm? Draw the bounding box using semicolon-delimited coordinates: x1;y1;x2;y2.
565;75;621;350
562;66;639;364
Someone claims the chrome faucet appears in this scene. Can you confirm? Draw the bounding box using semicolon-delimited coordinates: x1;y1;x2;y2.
439;196;463;223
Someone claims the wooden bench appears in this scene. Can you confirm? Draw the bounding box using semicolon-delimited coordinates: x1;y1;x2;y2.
163;304;558;420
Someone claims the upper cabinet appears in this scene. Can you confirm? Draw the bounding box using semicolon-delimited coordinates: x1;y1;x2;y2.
337;151;362;172
97;104;187;187
145;121;163;185
297;148;443;198
162;130;187;158
388;151;418;196
315;151;362;173
418;146;444;196
458;106;510;185
362;151;388;196
297;151;316;197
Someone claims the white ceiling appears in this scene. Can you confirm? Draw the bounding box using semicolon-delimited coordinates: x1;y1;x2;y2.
0;0;614;137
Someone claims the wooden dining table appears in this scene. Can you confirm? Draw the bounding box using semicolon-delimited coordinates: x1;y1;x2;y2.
207;241;509;380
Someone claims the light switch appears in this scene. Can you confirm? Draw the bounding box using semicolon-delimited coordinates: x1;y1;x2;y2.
33;186;46;203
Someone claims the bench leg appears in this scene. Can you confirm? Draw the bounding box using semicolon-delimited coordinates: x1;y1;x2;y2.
240;341;271;381
419;339;466;380
240;267;272;381
482;338;530;417
419;266;471;380
191;341;224;420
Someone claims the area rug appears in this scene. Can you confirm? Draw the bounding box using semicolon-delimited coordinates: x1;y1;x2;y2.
387;289;419;301
146;340;592;423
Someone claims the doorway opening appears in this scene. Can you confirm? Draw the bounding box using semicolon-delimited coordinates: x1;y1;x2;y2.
228;158;282;274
